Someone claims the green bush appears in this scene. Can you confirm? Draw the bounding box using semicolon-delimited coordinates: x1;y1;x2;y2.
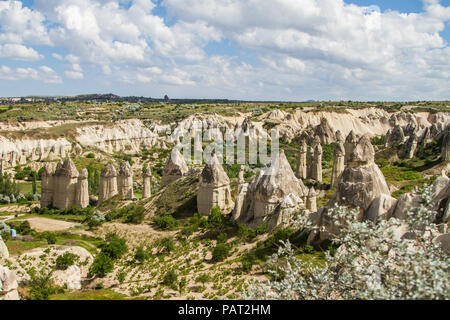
28;270;61;300
241;252;257;273
212;244;230;262
162;269;178;286
86;153;95;159
89;253;114;277
134;246;150;263
152;215;179;230
99;234;128;259
46;232;57;244
123;205;146;224
55;252;77;270
157;237;175;254
195;274;211;287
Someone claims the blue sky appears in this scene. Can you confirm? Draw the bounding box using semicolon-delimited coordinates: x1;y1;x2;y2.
0;0;449;101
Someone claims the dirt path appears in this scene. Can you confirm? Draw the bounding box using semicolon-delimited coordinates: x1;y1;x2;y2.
22;217;79;232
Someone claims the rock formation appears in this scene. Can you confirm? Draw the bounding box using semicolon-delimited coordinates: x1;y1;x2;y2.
401;135;418;159
98;164;118;204
0;235;8;259
40;159;89;209
233;150;308;230
314;117;336;144
142;167;152;199
197;154;234;215
344;130;357;164
75;168;89;208
40;164;54;208
386;124;405;147
52;158;79;210
296;140;308;179
330;140;345;188
442;127;450;162
162;148;189;187
0;266;19;300
306;187;317;213
310;142;323;182
309;135;392;245
117;162;134;200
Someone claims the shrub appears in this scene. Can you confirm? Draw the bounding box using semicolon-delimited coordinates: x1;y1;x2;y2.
89;253;114;277
55;252;77;270
195;274;211;287
134;246;150;263
217;233;228;244
99;234;128;259
87;211;105;229
86;153;95;159
152;215;179;230
212;244;229;262
244;185;450;300
157;237;175;254
46;232;57;244
162;269;178;285
28;270;60;300
123;205;146;224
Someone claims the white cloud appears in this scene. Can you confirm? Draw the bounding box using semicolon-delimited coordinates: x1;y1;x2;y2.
0;64;62;83
0;43;43;60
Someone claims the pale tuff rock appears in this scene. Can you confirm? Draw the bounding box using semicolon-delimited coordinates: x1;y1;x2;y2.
344;130;357;164
386;124;405;147
118;162;134;200
162;147;188;187
197;154;234;215
233;150;308;230
0;235;8;259
435;233;450;254
40;164;54;208
232;183;249;222
314;117;336;144
234;166;246;198
330;141;345;188
98;164;118;204
295;140;308;179
306;187;318;213
442;127;450;162
142;167;152;199
310;136;391;245
310;142;323;182
391;192;422;221
364;194;397;223
401;135;418;159
53;265;82;290
73;143;83;156
75;168;89;209
52;158;79;210
0;266;19;300
335;130;344;143
41;159;89;210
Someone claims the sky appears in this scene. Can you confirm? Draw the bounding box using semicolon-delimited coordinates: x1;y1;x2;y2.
0;0;449;101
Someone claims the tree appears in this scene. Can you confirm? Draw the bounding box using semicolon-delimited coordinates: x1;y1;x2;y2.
244;185;450;300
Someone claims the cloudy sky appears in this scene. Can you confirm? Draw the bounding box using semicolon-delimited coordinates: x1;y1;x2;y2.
0;0;449;101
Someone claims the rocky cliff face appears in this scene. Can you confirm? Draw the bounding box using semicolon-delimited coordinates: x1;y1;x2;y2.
0;109;448;170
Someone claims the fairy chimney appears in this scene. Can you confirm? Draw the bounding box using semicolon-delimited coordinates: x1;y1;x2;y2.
75;168;89;208
344;130;357;164
331;141;345;188
311;143;323;182
296;139;308;179
117;162;134;200
142;167;152;199
161;147;189;186
197;154;234;215
40;164;54;208
98;164;118;204
306;187;318;212
52;158;79;210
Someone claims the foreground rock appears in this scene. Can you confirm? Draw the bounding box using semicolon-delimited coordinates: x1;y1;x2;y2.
233;150;308;230
0;266;20;300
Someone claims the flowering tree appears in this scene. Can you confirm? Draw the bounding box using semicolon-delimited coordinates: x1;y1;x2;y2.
244;185;449;300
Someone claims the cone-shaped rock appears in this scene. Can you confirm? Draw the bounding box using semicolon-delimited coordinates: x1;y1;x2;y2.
40;164;54;208
118;162;134;200
53;158;79;209
142;167;152;199
234;150;308;230
331;141;345;188
197;154;234;215
162;148;188;186
98;164;118;204
75;168;89;208
296;139;307;179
